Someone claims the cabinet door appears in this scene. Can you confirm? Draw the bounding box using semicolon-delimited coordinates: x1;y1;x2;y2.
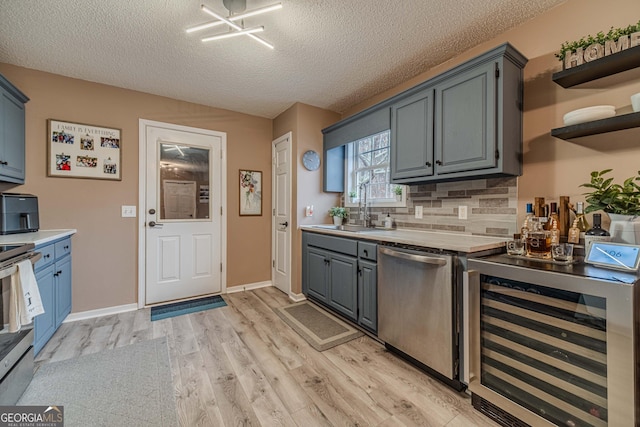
33;265;56;355
328;253;358;321
306;247;329;303
358;259;377;333
0;87;26;183
55;255;72;327
434;61;496;175
391;89;434;180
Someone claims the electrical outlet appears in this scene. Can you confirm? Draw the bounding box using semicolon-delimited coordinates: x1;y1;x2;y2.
121;205;136;218
458;205;468;220
415;205;423;219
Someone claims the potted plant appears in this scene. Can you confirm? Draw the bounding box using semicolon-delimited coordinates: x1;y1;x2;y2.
393;186;403;201
348;190;357;203
328;207;349;225
580;169;640;243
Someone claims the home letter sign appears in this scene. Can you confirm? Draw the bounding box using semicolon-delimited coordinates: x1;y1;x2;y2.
565;31;640;70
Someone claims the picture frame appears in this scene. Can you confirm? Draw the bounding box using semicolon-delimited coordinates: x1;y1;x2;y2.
47;119;122;180
239;169;262;216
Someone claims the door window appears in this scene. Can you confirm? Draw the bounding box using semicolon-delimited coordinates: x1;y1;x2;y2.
158;142;210;220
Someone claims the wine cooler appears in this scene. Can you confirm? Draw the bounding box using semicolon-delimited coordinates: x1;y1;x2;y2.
466;256;638;427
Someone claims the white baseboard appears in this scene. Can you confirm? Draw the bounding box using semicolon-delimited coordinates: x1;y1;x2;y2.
288;292;306;302
225;280;272;294
63;303;138;323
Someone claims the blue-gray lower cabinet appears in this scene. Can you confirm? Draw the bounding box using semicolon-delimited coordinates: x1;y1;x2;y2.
302;231;377;333
33;237;72;355
357;258;377;332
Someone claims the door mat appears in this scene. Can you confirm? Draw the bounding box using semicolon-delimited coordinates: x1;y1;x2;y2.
18;338;177;427
273;301;363;351
151;295;226;321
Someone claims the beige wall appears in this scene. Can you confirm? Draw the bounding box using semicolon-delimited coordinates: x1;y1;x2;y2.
0;64;273;312
273;103;340;294
343;0;640;229
4;0;640;311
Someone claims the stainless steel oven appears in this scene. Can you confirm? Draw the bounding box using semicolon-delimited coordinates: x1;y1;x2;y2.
466;256;638;427
0;243;40;405
378;245;462;389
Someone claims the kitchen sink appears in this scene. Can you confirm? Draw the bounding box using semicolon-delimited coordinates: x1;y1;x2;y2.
311;224;383;233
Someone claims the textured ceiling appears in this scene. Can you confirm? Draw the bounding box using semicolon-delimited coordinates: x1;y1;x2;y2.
0;0;565;119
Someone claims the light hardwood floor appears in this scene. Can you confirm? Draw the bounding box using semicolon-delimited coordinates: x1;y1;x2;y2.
35;287;500;427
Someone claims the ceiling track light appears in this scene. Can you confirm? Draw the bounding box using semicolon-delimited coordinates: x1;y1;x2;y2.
186;3;282;33
202;26;264;42
187;2;281;49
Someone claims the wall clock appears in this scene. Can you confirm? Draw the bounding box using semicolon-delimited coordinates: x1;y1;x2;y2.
302;150;320;171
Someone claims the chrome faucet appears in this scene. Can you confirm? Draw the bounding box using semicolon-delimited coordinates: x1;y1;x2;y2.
359;182;371;227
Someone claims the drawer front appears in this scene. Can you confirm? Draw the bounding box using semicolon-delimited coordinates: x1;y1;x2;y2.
33;244;55;271
358;242;377;261
54;238;72;259
306;232;358;256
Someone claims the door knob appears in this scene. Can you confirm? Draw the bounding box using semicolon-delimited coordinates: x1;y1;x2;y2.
149;209;156;214
279;221;289;228
148;221;164;228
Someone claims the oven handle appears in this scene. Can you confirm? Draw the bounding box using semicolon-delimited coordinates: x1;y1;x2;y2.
379;247;447;266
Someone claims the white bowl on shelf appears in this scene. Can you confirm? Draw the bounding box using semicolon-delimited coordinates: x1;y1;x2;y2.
563;105;616;126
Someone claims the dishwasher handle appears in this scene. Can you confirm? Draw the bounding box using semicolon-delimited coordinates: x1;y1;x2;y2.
379;247;447;266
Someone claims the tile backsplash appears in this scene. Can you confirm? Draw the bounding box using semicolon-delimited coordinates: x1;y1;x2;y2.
347;177;517;237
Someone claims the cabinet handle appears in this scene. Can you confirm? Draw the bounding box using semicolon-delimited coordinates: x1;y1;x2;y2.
425;161;432;167
0;161;7;166
44;254;50;259
64;245;69;250
436;160;442;166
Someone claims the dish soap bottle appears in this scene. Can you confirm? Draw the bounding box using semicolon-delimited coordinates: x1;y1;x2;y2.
384;213;393;229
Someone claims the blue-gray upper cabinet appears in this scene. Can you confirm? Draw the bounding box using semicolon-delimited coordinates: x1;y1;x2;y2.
0;73;29;184
391;43;527;184
391;89;434;180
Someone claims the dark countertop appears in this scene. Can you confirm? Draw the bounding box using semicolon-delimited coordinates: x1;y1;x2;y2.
470;253;640;285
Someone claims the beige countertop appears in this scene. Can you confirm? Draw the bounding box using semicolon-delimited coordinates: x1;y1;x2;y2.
301;225;507;253
0;229;76;246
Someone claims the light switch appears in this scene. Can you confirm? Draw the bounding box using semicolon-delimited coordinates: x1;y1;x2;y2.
122;205;136;217
415;205;423;219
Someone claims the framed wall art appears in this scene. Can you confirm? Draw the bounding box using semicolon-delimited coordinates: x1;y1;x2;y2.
47;119;122;180
239;169;262;216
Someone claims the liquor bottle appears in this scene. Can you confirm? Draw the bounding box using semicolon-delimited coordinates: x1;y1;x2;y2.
550;218;560;245
567;219;580;244
575;202;589;237
526;219;551;259
584;213;611;250
521;203;534;239
548;203;559;232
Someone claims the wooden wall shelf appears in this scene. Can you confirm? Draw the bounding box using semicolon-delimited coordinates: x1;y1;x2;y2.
551;111;640;140
552;45;640;88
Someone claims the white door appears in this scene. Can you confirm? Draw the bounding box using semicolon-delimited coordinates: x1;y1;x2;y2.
141;120;225;305
272;133;291;295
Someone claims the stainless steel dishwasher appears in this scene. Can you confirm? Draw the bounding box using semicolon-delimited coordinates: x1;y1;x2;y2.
378;245;459;388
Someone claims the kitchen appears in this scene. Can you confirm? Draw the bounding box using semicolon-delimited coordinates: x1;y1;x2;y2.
0;0;639;425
